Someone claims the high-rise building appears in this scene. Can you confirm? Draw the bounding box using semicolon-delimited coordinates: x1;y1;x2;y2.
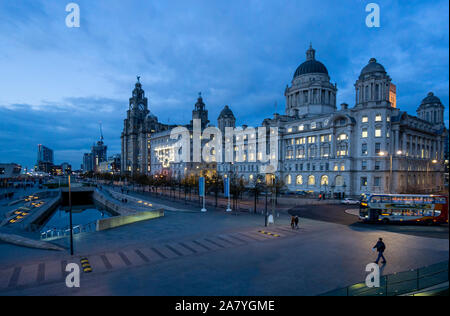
36;144;54;173
82;153;94;172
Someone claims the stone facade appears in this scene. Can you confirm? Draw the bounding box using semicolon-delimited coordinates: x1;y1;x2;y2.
121;46;447;196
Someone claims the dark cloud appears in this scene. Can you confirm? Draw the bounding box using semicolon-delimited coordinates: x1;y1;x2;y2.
0;0;448;168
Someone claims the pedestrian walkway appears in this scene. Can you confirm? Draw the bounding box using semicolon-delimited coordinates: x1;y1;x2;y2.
0;225;301;292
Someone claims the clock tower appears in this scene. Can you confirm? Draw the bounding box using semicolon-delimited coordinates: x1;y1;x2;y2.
129;76;149;118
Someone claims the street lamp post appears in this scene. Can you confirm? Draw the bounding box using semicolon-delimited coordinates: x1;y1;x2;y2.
68;171;74;256
379;150;402;193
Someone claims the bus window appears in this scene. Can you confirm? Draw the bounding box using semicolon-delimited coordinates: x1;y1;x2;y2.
413;197;423;203
371;196;381;203
381;196;391;203
434;197;446;204
423;197;433;204
434;210;441;217
423;210;433;216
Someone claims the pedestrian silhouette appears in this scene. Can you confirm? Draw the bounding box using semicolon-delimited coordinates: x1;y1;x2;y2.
373;238;387;264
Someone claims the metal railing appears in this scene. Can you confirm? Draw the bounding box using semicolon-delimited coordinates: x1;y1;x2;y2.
321;261;449;296
40;221;97;241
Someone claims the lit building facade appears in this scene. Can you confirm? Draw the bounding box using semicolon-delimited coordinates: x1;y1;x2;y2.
121;46;447;196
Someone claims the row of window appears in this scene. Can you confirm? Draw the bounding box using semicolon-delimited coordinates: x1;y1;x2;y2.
285;174;345;186
285;144;348;159
284;163;345;172
361;114;390;123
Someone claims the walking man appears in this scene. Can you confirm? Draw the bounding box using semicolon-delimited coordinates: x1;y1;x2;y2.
294;216;299;229
373;238;387;264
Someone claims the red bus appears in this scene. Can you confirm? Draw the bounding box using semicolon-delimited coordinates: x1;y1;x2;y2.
359;194;448;225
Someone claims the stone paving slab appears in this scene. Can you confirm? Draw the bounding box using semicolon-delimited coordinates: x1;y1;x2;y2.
17;264;39;287
0;226;296;293
44;260;65;283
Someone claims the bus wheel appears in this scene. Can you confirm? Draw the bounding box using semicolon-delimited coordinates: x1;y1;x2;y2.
382;218;390;225
425;219;433;226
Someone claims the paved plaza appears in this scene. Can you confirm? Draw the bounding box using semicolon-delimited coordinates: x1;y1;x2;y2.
0;199;448;295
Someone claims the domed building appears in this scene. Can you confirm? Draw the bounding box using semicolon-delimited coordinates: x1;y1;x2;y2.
285;45;337;116
218;105;236;133
417;92;445;129
122;46;447;196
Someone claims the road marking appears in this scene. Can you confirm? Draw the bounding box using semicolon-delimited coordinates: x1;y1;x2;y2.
258;230;281;237
216;235;239;246
178;242;198;254
204;238;226;249
151;247;168;260
134;249;150;263
118;252;132;266
100;255;112;270
165;245;183;257
0;268;14;289
226;234;248;244
80;257;93;273
8;266;21;288
37;263;45;283
236;232;261;241
192;240;211;251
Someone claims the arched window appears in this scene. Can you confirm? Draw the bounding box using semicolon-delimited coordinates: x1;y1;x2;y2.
335;175;344;187
296;175;303;185
308;175;315;186
320;175;329;186
285;174;292;185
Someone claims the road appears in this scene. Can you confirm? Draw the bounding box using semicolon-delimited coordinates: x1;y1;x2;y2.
288;204;449;239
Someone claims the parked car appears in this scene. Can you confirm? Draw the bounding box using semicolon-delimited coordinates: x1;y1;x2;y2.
341;198;360;205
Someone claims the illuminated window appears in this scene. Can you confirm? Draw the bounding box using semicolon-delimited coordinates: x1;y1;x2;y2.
308;175;315;186
375;114;382;122
311;122;317;129
308;136;316;144
362;116;369;123
287;128;293;133
296;175;303;185
333;164;338;171
286;174;292;185
375;128;382;137
362;128;368;138
340;164;345;171
298;125;304;131
361;177;368;187
337;134;348;141
321;134;331;142
320;175;329;186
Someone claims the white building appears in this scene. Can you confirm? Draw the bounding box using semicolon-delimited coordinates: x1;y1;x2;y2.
121;45;447;196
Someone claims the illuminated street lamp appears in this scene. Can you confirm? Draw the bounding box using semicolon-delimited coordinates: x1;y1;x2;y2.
378;150;402;193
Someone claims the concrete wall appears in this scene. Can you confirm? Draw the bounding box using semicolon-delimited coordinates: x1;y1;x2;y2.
96;209;164;231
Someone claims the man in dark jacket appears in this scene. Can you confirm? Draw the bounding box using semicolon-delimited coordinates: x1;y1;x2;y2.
373;238;386;264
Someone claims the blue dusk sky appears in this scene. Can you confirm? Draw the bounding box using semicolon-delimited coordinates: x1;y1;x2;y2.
0;0;448;169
